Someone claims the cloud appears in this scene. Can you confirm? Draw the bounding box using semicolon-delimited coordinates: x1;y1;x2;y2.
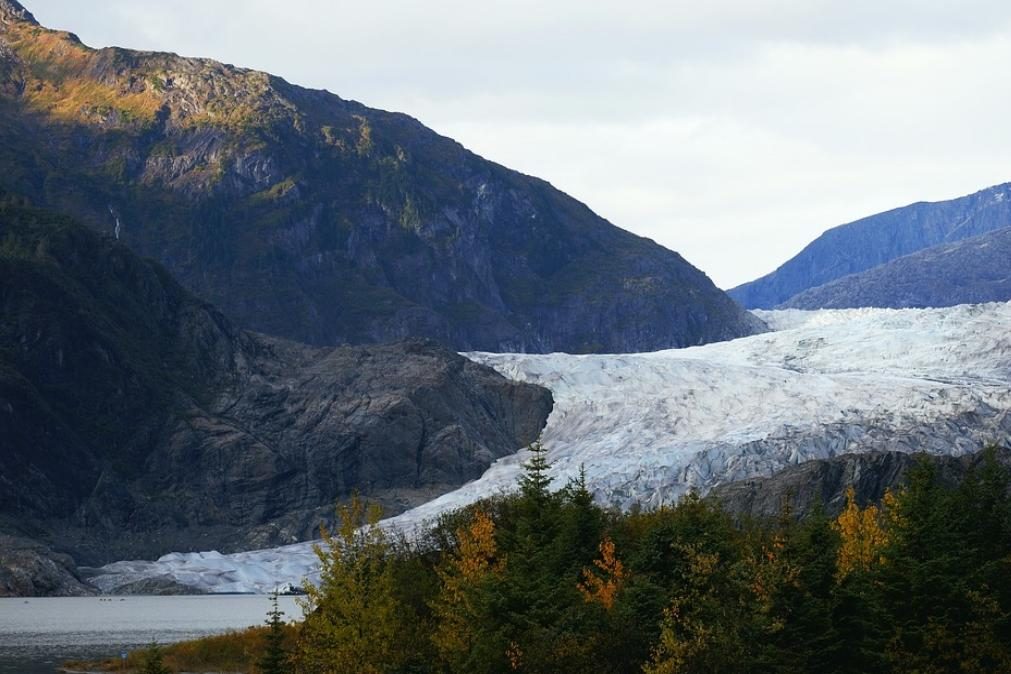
28;0;1011;286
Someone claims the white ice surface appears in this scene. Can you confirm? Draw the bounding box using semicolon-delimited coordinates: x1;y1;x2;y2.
92;303;1011;594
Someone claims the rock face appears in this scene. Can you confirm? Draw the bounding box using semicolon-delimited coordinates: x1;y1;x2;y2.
729;184;1011;309
0;535;96;597
0;198;553;569
0;0;34;24
707;447;1011;521
781;227;1011;309
103;576;204;596
0;3;760;353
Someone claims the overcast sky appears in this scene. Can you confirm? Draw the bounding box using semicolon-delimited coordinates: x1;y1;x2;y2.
28;1;1011;288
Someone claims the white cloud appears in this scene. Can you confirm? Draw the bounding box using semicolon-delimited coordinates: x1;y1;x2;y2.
27;0;1011;287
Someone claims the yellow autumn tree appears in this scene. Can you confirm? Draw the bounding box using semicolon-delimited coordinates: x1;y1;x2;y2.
292;494;405;674
431;510;504;672
578;537;626;610
833;486;889;580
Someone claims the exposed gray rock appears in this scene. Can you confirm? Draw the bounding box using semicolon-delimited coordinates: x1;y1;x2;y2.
730;183;1011;309
0;1;35;25
708;446;1011;521
85;337;555;565
0;535;97;597
97;575;205;596
781;227;1011;309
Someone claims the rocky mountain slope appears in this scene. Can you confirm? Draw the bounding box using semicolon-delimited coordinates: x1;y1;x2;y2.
92;303;1011;593
0;196;552;569
707;447;1011;521
729;183;1011;309
781;227;1011;309
0;0;760;353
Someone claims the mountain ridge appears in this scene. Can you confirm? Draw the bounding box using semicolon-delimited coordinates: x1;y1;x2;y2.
729;183;1011;309
781;226;1011;309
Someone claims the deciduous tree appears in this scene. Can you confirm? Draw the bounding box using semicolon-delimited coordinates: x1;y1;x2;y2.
578;537;625;610
834;486;889;580
431;510;505;673
292;494;406;674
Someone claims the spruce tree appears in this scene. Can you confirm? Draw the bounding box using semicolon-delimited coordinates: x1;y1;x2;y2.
257;592;287;674
559;465;604;567
517;441;552;507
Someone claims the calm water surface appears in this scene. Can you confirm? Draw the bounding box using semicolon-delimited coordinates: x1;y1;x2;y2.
0;595;302;673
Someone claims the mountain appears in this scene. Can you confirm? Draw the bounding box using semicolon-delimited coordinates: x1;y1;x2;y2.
781;227;1011;309
728;183;1011;309
0;1;760;353
0;195;552;568
92;303;1011;593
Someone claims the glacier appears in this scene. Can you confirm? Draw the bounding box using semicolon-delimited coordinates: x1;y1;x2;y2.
91;303;1011;594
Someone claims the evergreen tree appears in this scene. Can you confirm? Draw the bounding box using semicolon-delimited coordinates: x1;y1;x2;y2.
877;459;962;670
876;454;1011;672
644;539;747;674
518;441;553;509
641;495;752;674
557;465;606;573
766;502;846;672
257;592;287;674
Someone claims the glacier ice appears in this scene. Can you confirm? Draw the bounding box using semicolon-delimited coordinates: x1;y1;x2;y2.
91;303;1011;594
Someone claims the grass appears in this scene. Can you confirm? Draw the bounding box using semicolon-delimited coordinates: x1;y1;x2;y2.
8;27;162;124
63;624;298;673
23;77;162;124
6;21;282;132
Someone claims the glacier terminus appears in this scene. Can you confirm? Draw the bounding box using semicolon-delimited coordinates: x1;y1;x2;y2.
93;303;1011;594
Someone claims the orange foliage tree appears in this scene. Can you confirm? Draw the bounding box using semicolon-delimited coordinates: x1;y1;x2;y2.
431;510;504;672
577;537;626;610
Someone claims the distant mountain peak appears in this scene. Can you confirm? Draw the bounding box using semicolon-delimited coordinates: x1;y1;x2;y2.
0;0;36;26
729;181;1011;309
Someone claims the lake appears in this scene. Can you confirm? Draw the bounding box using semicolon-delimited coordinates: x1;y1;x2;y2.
0;595;303;673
